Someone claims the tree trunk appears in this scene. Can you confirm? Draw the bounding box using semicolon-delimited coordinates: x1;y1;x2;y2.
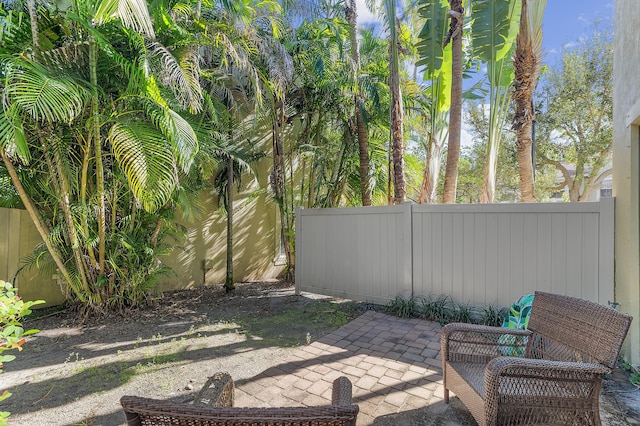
442;2;464;204
27;0;40;55
225;155;235;292
419;132;444;203
89;38;106;273
513;0;537;202
515;121;536;201
480;134;498;203
272;98;293;280
1;152;84;301
346;0;372;206
389;21;405;205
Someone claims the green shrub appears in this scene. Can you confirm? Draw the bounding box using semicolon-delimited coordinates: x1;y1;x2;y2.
0;280;44;425
388;294;507;328
385;296;416;318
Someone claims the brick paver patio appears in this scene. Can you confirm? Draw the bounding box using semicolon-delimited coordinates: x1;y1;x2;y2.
232;310;471;425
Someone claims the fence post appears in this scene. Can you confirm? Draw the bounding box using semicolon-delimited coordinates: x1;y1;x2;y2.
599;197;615;304
295;206;303;295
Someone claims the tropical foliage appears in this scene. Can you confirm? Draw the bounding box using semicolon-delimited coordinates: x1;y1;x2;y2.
0;0;612;311
535;27;613;202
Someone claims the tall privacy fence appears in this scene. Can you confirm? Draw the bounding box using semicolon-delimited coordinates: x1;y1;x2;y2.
295;198;615;308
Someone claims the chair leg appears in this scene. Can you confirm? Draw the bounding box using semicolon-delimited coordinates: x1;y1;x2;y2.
444;388;449;404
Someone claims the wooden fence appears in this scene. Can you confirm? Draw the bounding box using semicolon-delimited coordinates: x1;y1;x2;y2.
295;199;615;308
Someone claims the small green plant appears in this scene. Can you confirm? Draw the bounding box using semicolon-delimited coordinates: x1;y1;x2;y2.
418;295;453;323
387;294;509;328
481;304;507;327
385;296;416;318
620;358;640;387
451;303;472;323
1;280;44;425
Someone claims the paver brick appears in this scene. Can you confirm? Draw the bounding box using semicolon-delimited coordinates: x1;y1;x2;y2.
307;380;332;397
384;390;408;408
292;378;313;391
366;365;389;378
355;375;379;391
343;365;367;378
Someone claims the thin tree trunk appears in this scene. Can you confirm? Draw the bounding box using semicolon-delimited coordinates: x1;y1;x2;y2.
442;2;464;204
419;132;444;203
308;113;322;208
272;98;293;280
80;135;98;269
480;126;499;203
389;20;405;205
1;152;85;301
27;0;39;55
346;0;371;206
89;38;106;273
51;138;92;298
225;155;235;292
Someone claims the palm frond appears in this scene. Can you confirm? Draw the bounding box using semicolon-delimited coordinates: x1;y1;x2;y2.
139;96;199;172
0;104;30;163
108;119;178;212
147;41;203;113
5;59;89;124
95;0;155;38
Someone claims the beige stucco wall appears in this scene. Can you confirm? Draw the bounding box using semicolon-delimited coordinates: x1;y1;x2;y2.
613;0;640;365
158;156;286;290
1;155;286;305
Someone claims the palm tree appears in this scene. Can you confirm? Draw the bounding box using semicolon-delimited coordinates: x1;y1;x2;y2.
345;0;372;206
1;0;202;309
472;0;520;203
385;0;406;204
441;0;463;204
512;0;546;202
416;0;451;203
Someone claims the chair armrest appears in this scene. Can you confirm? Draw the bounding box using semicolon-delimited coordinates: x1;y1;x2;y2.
193;372;234;407
331;376;353;406
441;323;532;363
483;356;610;421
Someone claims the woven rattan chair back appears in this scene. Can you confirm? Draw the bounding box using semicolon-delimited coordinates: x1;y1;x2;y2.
525;291;632;368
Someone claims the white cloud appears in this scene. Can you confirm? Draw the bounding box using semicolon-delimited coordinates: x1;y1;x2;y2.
562;41;577;49
460;125;474;147
355;0;379;26
577;14;589;25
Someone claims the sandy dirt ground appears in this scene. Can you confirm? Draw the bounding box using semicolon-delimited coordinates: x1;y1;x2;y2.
1;281;638;425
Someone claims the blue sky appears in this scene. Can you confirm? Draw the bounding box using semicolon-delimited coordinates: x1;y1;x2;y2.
543;0;613;64
354;0;614;146
355;0;613;67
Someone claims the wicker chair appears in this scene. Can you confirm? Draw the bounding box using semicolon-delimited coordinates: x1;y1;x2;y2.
120;372;359;426
441;291;633;426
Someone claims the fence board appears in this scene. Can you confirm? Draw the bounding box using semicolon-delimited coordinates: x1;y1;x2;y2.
296;201;615;308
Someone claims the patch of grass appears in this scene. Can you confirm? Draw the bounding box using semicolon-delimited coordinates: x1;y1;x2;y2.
238;299;366;347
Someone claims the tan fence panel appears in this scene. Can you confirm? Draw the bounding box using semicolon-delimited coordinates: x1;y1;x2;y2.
296;199;615;308
0;207;64;306
412;199;614;307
